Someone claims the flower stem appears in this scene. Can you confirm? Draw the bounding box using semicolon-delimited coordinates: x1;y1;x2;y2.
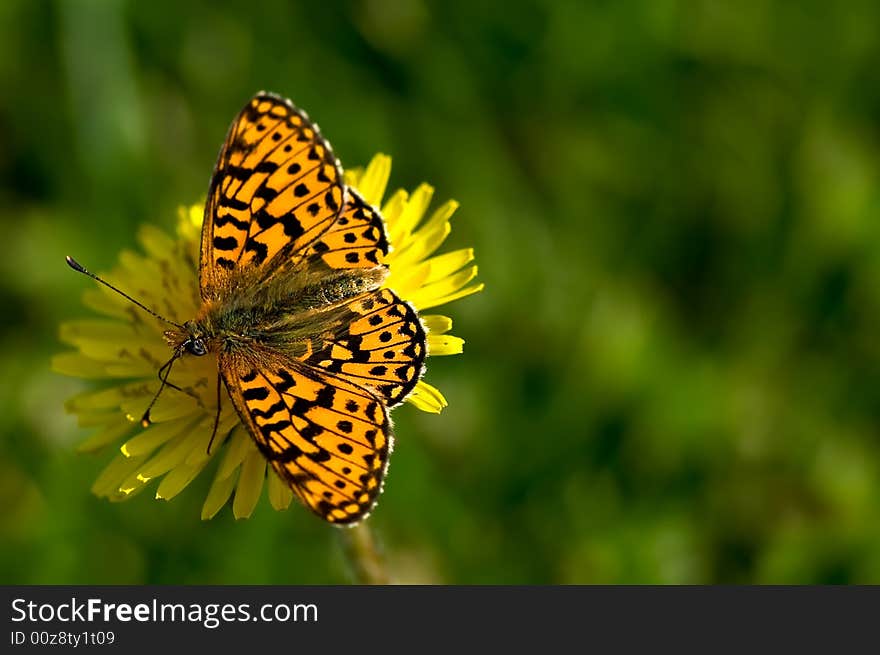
337;521;391;584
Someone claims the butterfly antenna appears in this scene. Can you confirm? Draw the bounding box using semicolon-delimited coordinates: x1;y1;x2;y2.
65;256;184;329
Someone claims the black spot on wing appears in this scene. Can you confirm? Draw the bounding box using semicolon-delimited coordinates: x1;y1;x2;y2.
213;235;239;251
254;161;278;174
267;442;302;462
214;213;250;230
281;214;304;238
316;386;336;408
242;387;270;401
251;400;286;419
275;369;297;392
300;423;324;441
218;196;249;211
262;419;292;433
244;238;269;264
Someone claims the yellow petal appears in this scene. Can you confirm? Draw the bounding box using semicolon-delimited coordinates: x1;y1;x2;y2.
422;314;453;335
233;448;267;519
182;203;204;232
65;339;154;369
60;320;141;345
116;468;154;498
267;470;294;511
423;248;474;285
91;453;149;497
76;415;136;453
184;409;240;466
380;189;409;239
416;282;484;310
418;199;459;236
155;460;210;501
428;334;465;356
137;431;197;479
81;288;128;320
66;382;148;412
74;409;124;428
111;474;152;500
344;166;364;188
102;362;162;379
354;154;392;206
405;380;448;413
385;260;431;299
123;391;199;424
138;224;176;261
52;352;110;378
390;221;451;270
120;415;197;457
389;183;433;246
202;463;239;520
217;429;255;481
408;263;481;310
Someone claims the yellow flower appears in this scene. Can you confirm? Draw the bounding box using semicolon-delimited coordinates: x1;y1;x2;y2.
53;154;483;520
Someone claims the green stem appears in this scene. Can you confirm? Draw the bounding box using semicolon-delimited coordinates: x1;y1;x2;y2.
337;521;391;584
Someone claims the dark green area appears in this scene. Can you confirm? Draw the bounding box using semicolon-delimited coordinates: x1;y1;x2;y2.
3;0;880;583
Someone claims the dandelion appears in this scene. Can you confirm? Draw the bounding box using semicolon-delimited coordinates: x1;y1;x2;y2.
53;154;482;520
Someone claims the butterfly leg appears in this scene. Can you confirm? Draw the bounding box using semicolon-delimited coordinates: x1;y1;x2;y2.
140;349;183;427
155;357;184;392
206;370;223;455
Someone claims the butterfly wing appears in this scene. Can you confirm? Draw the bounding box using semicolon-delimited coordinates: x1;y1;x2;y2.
221;353;392;524
219;287;426;523
200;92;345;300
303;288;426;406
303;187;390;272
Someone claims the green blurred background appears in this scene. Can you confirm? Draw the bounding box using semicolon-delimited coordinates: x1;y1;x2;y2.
3;0;880;584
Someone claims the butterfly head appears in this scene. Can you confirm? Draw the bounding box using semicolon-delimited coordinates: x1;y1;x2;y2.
183;323;208;357
164;320;209;357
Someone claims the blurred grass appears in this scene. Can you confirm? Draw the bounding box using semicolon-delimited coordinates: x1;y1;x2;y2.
3;0;880;583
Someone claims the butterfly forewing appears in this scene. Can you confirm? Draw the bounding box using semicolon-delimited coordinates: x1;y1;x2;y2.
201;92;344;299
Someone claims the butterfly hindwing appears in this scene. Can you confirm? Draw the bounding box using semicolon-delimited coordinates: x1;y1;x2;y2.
304;288;427;406
221;353;391;524
201;92;344;299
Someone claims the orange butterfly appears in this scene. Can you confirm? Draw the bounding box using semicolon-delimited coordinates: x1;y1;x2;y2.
70;93;426;524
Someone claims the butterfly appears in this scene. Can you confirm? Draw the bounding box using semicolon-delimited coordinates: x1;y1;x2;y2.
157;92;426;524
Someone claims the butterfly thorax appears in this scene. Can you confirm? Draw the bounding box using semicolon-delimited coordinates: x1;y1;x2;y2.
164;265;387;361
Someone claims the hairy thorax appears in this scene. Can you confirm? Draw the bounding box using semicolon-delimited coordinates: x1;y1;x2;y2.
165;266;387;361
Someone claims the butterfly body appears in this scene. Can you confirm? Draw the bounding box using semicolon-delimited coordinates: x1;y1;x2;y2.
161;92;427;524
166;263;388;358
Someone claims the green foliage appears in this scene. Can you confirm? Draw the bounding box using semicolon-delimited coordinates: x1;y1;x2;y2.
3;0;880;583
